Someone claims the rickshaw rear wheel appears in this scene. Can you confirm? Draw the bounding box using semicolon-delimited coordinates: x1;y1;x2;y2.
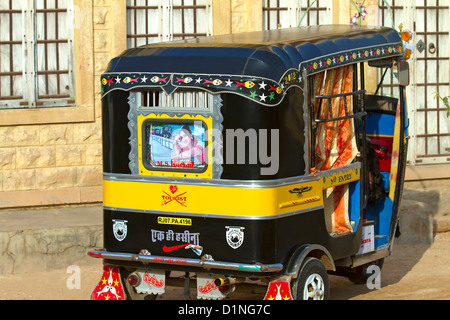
292;257;330;300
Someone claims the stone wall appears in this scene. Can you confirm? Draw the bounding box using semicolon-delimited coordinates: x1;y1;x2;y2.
213;0;263;35
0;0;447;210
0;0;126;209
0;0;261;210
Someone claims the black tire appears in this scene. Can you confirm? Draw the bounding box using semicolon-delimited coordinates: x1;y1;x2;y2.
293;257;330;300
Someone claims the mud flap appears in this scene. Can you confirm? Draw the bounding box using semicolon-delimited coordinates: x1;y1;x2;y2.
134;269;166;295
197;274;233;300
91;265;126;300
264;276;293;300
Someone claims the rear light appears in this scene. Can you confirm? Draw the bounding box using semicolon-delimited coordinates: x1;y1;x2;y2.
218;285;235;295
127;273;141;287
218;285;230;293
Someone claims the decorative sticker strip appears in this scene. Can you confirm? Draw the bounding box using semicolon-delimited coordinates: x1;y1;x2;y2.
171;74;292;106
300;43;403;75
100;43;403;106
100;72;295;106
101;73;170;96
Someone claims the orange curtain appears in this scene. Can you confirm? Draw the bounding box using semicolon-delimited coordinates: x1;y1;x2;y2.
313;66;358;233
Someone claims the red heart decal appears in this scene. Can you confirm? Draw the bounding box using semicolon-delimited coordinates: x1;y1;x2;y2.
169;185;178;194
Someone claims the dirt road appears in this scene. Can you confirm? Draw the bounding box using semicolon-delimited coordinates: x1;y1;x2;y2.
0;232;449;300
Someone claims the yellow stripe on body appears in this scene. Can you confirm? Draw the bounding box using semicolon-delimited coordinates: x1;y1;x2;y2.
103;178;324;218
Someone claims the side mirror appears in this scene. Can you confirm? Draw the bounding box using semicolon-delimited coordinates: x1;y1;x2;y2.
398;61;410;86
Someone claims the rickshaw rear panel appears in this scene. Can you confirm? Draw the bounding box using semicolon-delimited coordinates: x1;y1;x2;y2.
220;90;307;180
102;206;361;268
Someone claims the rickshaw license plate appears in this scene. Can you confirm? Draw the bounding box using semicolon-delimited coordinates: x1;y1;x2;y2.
158;216;192;226
134;270;166;295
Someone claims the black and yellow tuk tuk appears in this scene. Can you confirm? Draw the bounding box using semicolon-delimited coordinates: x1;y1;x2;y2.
90;24;410;300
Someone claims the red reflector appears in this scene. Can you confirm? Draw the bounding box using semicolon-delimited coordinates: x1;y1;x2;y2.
127;273;140;287
89;252;102;258
218;285;230;293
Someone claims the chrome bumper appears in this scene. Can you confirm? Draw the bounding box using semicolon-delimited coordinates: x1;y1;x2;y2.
89;250;283;273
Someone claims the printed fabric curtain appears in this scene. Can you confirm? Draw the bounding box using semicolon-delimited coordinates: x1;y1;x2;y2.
312;66;358;233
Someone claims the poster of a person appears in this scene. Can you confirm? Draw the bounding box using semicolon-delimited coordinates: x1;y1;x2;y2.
171;125;204;167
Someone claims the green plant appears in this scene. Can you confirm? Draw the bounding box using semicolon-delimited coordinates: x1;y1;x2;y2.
434;92;450;117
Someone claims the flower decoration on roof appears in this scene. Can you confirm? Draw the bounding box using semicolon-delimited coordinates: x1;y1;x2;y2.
350;2;368;26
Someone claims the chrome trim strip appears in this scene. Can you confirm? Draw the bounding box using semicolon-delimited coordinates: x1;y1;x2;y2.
89;250;283;273
103;172;320;189
103;205;324;221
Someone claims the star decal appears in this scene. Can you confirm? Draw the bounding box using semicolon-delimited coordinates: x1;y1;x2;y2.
141;75;148;83
259;81;267;90
115;76;122;84
259;93;267;102
225;79;233;87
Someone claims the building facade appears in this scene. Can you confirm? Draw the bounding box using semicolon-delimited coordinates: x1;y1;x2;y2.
0;0;448;209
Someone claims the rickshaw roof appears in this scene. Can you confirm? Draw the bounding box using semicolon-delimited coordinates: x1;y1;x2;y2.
101;25;403;106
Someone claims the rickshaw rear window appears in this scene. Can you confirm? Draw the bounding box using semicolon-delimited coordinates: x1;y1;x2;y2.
143;120;207;171
365;95;398;114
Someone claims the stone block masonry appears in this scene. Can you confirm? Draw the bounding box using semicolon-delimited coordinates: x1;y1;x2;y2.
0;123;103;209
0;0;127;209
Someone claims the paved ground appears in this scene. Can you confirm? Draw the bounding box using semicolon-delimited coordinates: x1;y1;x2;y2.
0;232;448;300
0;180;449;300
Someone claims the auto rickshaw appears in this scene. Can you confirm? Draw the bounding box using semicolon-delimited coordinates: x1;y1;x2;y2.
89;24;410;300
